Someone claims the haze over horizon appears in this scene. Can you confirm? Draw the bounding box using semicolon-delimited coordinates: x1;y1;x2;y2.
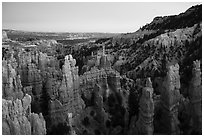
3;2;201;33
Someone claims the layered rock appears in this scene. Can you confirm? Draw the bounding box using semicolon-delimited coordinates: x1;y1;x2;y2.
80;67;123;107
38;52;60;71
84;45;111;72
2;94;46;135
48;55;84;128
136;78;154;134
188;60;202;134
20;62;43;113
2;48;46;134
128;78;154;134
73;82;109;135
2;58;23;100
30;113;47;135
44;69;62;101
160;63;181;134
97;45;111;69
17;50;42;94
77;53;129;134
16;49;60;114
177;95;191;134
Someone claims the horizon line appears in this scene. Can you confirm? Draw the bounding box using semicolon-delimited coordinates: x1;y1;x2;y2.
2;28;137;34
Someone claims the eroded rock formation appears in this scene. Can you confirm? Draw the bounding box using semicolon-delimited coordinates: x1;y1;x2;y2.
2;57;23;100
128;78;154;135
160;63;181;134
136;78;154;134
188;60;202;134
74;49;130;135
17;50;43;113
2;94;46;135
30;113;47;135
48;55;84;131
2;31;8;41
2;5;202;134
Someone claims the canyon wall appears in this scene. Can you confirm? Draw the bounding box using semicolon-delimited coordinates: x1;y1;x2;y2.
188;60;202;134
160;63;181;134
2;94;46;135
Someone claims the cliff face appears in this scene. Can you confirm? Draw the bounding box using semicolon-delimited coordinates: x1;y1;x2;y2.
17;50;43;113
29;113;47;135
72;50;131;135
2;4;202;135
2;94;46;135
48;55;84;131
128;78;154;135
188;60;202;134
2;49;47;135
136;78;154;134
2;46;59;134
2;46;83;134
14;48;60;115
159;63;181;134
2;55;23;100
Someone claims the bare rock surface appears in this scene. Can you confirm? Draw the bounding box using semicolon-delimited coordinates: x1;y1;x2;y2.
188;60;202;134
2;94;46;135
159;63;181;134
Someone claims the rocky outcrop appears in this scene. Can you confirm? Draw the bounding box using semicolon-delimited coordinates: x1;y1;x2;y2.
2;94;46;135
73;89;109;135
16;49;60;114
2;5;202;134
177;95;191;134
160;63;181;134
188;60;202;134
2;58;24;100
17;50;42;93
128;78;154;135
136;78;154;134
80;67;123;107
2;48;46;135
30;113;47;135
141;4;201;30
67;113;76;135
83;45;111;73
38;52;60;71
77;52;129;135
33;39;58;47
48;55;84;129
19;62;43;113
97;45;111;69
2;31;8;41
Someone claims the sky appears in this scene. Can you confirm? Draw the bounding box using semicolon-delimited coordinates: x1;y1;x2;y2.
2;2;201;33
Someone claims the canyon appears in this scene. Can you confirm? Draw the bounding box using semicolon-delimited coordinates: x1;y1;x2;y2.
2;4;202;135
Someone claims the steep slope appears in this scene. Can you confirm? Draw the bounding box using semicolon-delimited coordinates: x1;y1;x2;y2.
141;4;202;30
94;4;202;80
2;4;202;135
125;23;202;79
